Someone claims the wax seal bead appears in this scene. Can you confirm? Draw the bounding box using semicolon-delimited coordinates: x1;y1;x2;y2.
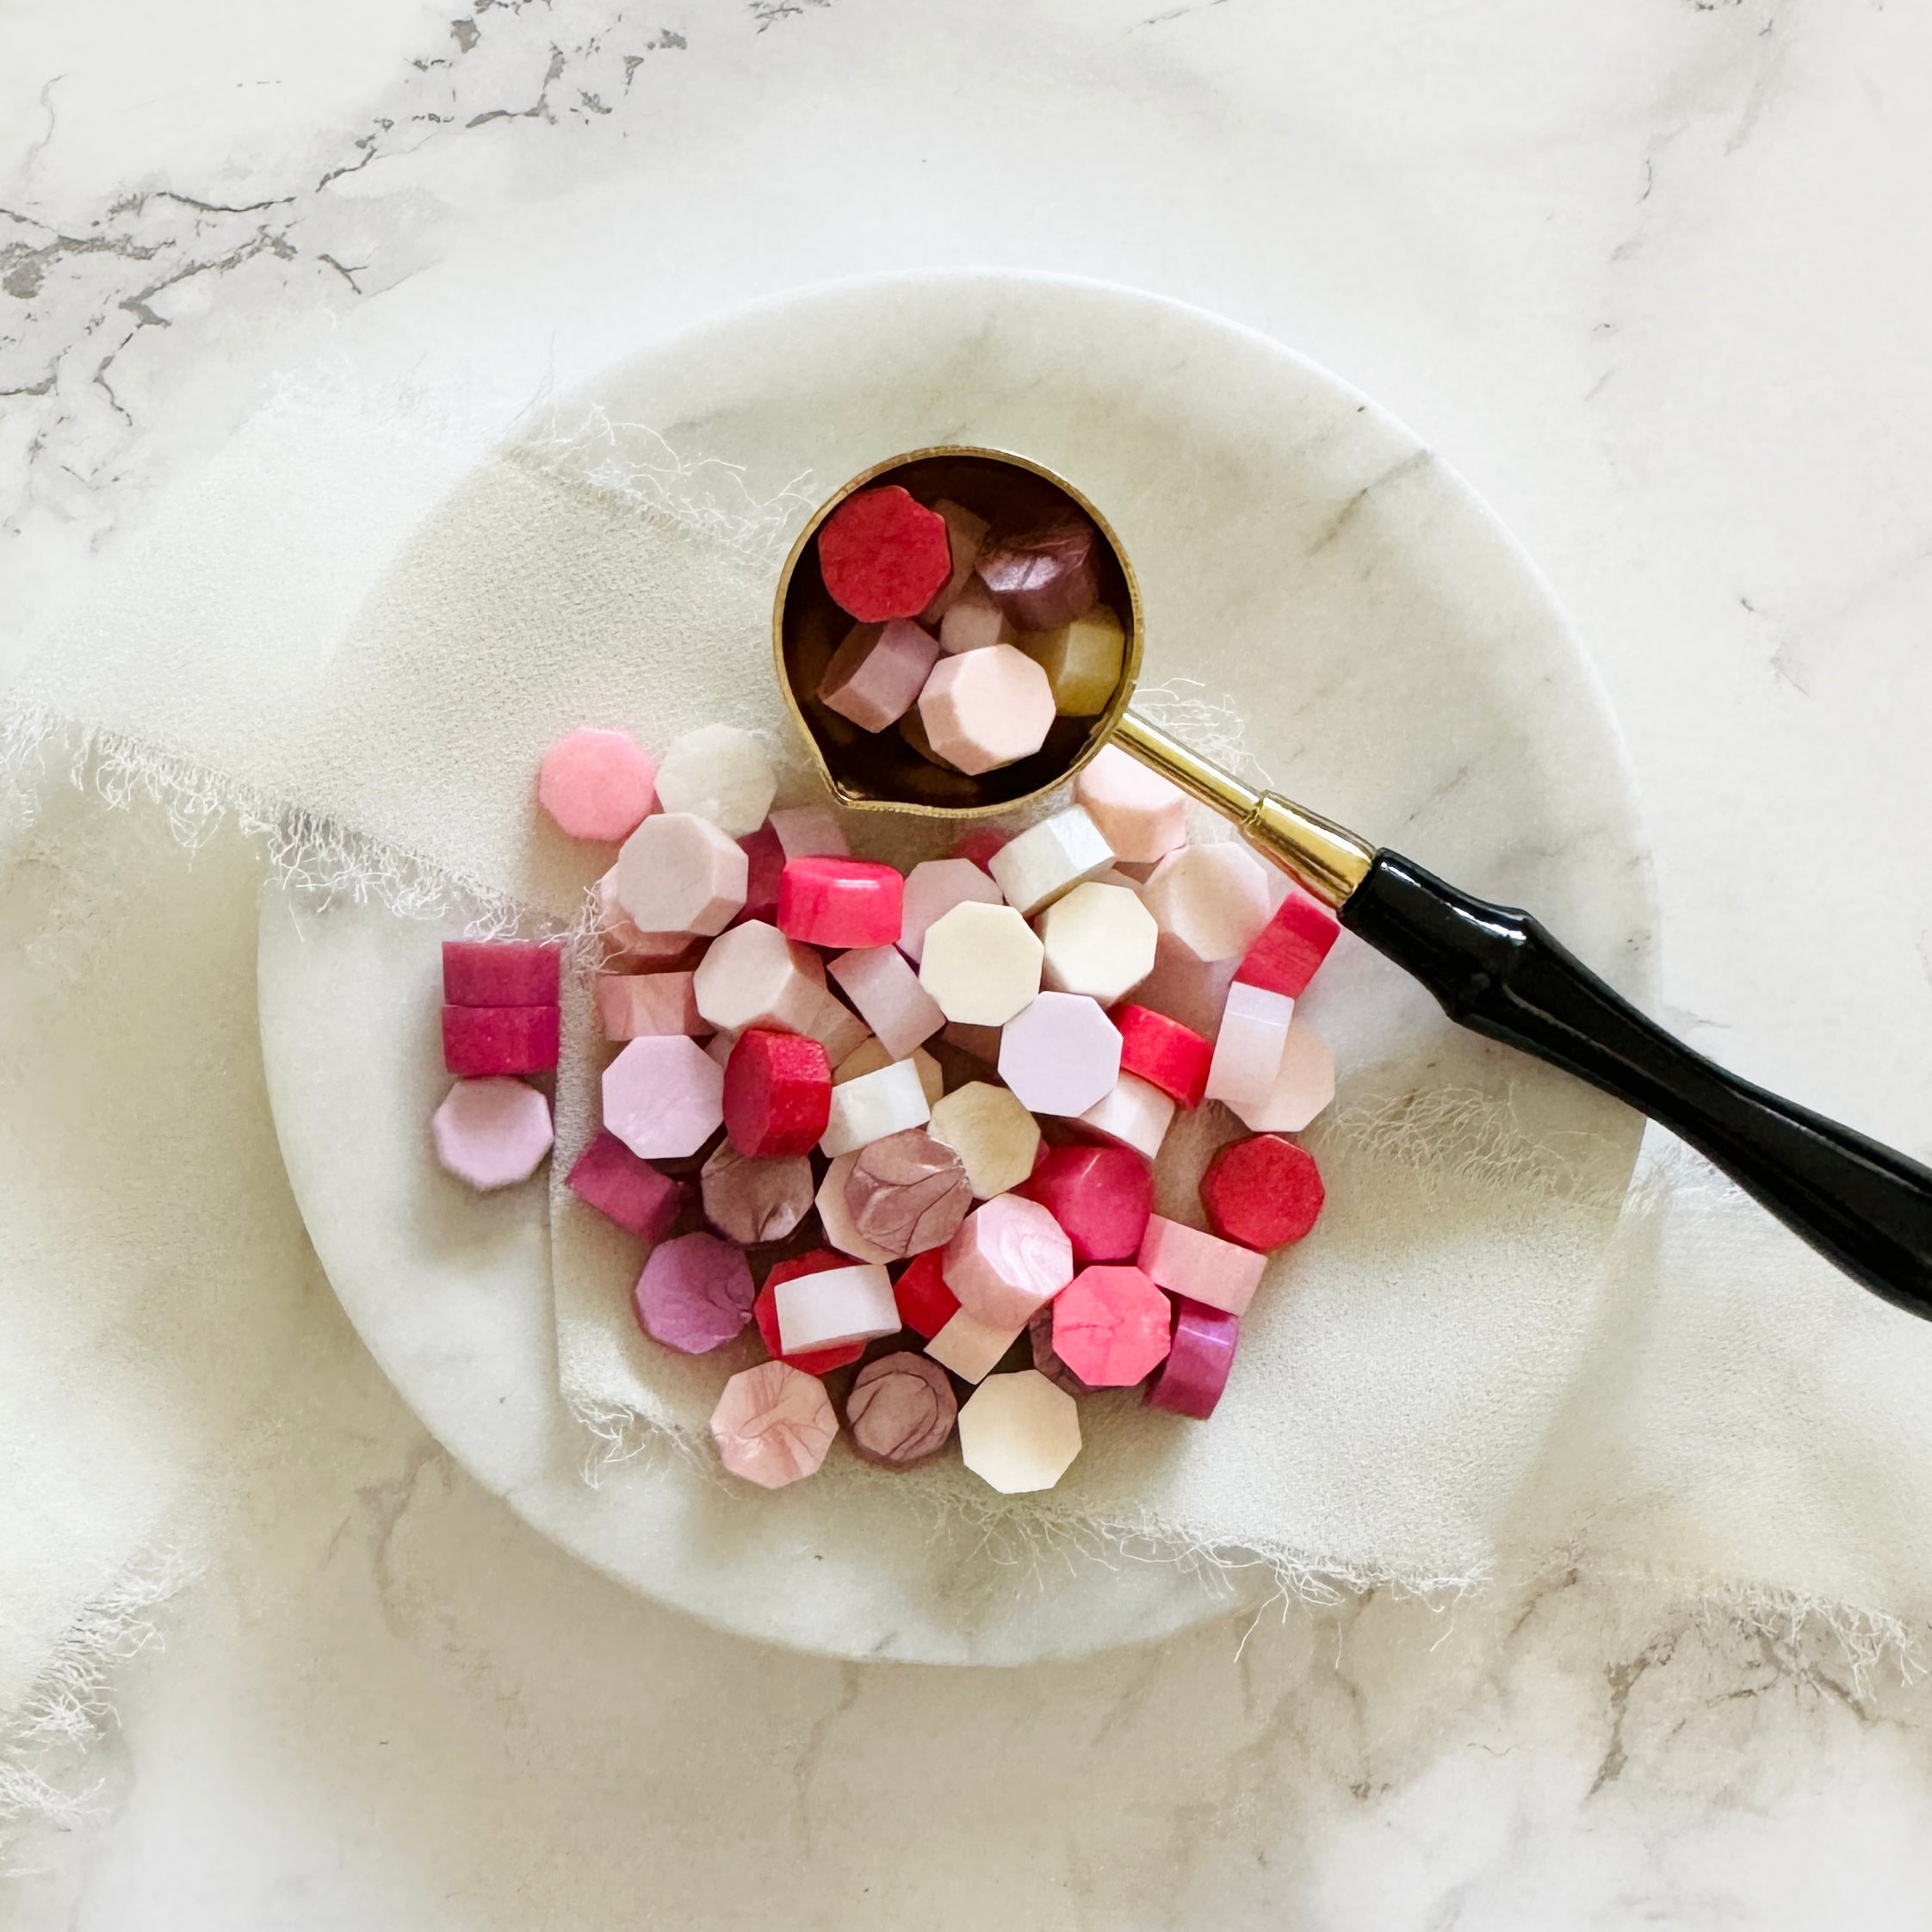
442;939;563;1008
820;618;941;731
753;1249;866;1374
891;1248;960;1339
819;1058;931;1158
1027;1305;1088;1396
1137;1214;1266;1317
1224;1022;1334;1135
997;992;1123;1118
1142;843;1274;964
927;1080;1041;1198
1050;1264;1172;1388
700;1142;814;1246
919;498;989;622
986;805;1115;917
721;1028;833;1159
828;944;944;1058
1019;604;1125;716
603;1035;725;1160
898;858;1005;963
958;1369;1083;1493
1204;981;1294;1114
845;1352;958;1467
1235;888;1341;999
773;1260;901;1354
975;517;1100;631
431;1078;554;1190
778;857;905;949
1076;1073;1177;1162
944;1192;1074;1328
1037;880;1158;1004
1019;1144;1153;1265
1144;1297;1239;1420
1112;1004;1213;1108
595;970;705;1041
844;1127;973;1260
614;812;748;937
924;1307;1025;1384
709;1361;838;1489
917;645;1056;775
633;1231;757;1353
537;727;657;842
652;724;776;837
919;901;1043;1026
695;920;827;1036
1073;745;1187;864
818;485;954;622
1199;1134;1326;1250
566;1130;683;1241
442;1004;560;1077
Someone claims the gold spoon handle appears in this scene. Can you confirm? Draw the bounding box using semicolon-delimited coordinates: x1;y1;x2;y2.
1112;709;1375;908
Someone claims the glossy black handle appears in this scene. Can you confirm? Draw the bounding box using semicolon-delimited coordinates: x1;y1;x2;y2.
1341;850;1932;1322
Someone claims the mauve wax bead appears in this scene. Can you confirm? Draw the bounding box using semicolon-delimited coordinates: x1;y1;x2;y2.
441;1004;560;1078
817;486;953;622
844;1127;973;1260
845;1352;958;1467
442;940;563;1008
1144;1297;1239;1420
633;1231;757;1353
1019;1144;1153;1265
701;1141;814;1247
566;1130;682;1241
976;517;1101;632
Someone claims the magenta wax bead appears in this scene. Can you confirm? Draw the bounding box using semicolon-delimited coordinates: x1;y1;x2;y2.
737;822;787;926
441;940;562;1007
1143;1297;1239;1420
633;1231;757;1353
567;1129;683;1242
442;1003;560;1077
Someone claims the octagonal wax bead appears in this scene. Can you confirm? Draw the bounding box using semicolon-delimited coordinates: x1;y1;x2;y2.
1235;886;1341;999
987;806;1116;917
817;484;953;622
977;517;1101;631
694;920;827;1035
834;1037;943;1105
937;574;1015;654
1226;1021;1335;1134
924;1307;1025;1384
710;1361;838;1489
767;805;849;861
944;1192;1074;1328
1019;1144;1153;1265
633;1230;757;1353
815;1154;894;1264
1131;935;1236;1038
1028;1305;1088;1396
442;939;562;1008
892;1248;960;1339
1142;841;1275;964
1112;1003;1212;1109
918;644;1056;776
736;821;786;925
1072;743;1188;864
1076;1072;1177;1162
753;1251;866;1374
958;1370;1082;1494
651;724;776;837
1038;881;1158;1004
820;617;941;731
818;1056;931;1157
722;1028;833;1158
919;901;1043;1026
1051;1265;1172;1387
595;969;705;1042
1200;1134;1325;1250
844;1127;972;1260
702;1141;814;1246
828;944;944;1059
1019;604;1125;717
845;1353;958;1467
774;1259;901;1355
1204;982;1295;1114
927;1080;1041;1198
898;857;1004;964
567;1130;683;1241
1144;1297;1239;1420
614;812;748;938
997;993;1123;1118
537;727;657;842
1137;1213;1266;1317
778;857;904;949
919;498;989;622
442;1005;560;1077
603;1034;725;1160
430;1078;554;1190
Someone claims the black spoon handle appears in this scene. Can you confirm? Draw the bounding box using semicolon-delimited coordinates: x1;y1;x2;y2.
1341;850;1932;1322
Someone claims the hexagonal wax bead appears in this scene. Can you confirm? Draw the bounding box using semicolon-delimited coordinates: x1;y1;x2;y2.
1019;1144;1153;1265
430;1078;554;1190
843;1126;972;1260
817;485;954;622
767;806;849;861
1225;1021;1334;1135
1019;604;1125;717
1051;1265;1173;1387
937;574;1015;655
918;901;1043;1025
918;498;989;622
566;1129;683;1241
710;1361;838;1489
1038;880;1158;1004
721;1028;833;1158
536;726;657;842
1233;886;1341;999
1137;1213;1266;1317
651;724;776;837
694;920;827;1035
1142;841;1275;964
943;1192;1074;1328
827;944;944;1059
819;1056;931;1158
1112;1003;1213;1108
753;1250;867;1374
1200;1134;1326;1251
633;1230;756;1353
819;618;941;732
845;1353;958;1467
1143;1297;1240;1420
898;857;1005;963
927;1080;1041;1198
976;517;1100;631
1075;1072;1177;1163
700;1141;814;1246
777;857;904;949
595;969;705;1042
774;1259;901;1355
924;1307;1025;1384
1204;981;1294;1115
987;806;1116;917
442;939;562;1007
614;811;748;938
997;992;1122;1118
1072;745;1188;864
957;1370;1082;1493
917;644;1056;776
602;1033;725;1160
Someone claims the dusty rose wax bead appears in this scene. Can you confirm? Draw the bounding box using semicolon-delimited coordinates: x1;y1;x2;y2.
815;1153;895;1266
997;992;1123;1118
845;1352;958;1466
843;1127;972;1260
1142;843;1275;964
633;1230;757;1353
1235;888;1342;999
1144;1297;1239;1420
700;1141;814;1247
976;517;1100;631
1019;1144;1153;1265
595;970;705;1042
615;811;748;938
1137;1213;1267;1317
441;939;562;1008
820;618;941;732
898;858;1004;964
694;920;827;1036
1051;1265;1173;1388
721;1027;833;1158
566;1129;683;1241
1028;1305;1088;1396
442;1004;560;1078
1072;744;1188;864
944;1192;1074;1328
537;727;656;842
431;1077;554;1190
818;485;954;622
892;1248;960;1339
1200;1134;1326;1250
603;1034;725;1160
735;822;786;926
753;1250;866;1374
1076;1072;1177;1162
768;806;849;861
1113;1004;1213;1108
828;944;944;1059
918;644;1056;776
710;1360;838;1489
778;857;904;949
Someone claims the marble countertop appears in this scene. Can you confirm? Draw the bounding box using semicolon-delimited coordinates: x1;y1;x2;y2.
6;0;1932;1922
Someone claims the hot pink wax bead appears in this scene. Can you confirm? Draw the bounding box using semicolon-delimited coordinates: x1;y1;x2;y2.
710;1360;839;1489
430;1078;554;1191
442;1004;560;1077
566;1129;682;1241
944;1192;1074;1329
778;857;904;948
442;940;562;1008
1144;1297;1239;1420
633;1230;757;1353
1051;1264;1173;1388
537;727;657;842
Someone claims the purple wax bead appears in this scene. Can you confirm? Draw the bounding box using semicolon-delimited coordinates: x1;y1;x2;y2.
975;517;1101;633
633;1231;757;1353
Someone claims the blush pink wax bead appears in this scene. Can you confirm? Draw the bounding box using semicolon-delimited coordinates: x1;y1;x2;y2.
820;618;942;732
1071;744;1188;864
937;574;1014;654
919;498;990;623
595;869;693;963
566;1129;682;1240
1137;1213;1267;1317
897;858;1005;964
919;644;1056;777
710;1360;838;1489
997;993;1123;1118
777;858;905;949
537;727;657;842
634;1230;757;1353
1142;843;1275;965
944;1192;1075;1329
442;1004;560;1077
1144;1297;1239;1420
430;1077;554;1190
768;806;849;861
442;940;562;1008
602;1034;725;1160
1051;1264;1173;1388
614;811;748;938
595;970;705;1041
828;945;944;1059
694;920;827;1036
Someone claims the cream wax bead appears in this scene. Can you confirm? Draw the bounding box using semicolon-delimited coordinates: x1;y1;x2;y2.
927;1080;1041;1198
819;618;941;733
693;920;827;1036
957;1370;1082;1494
594;970;706;1042
1072;744;1188;864
651;723;776;837
1075;1071;1177;1162
1019;604;1125;717
767;805;849;861
917;644;1056;775
898;858;1004;963
986;806;1116;916
998;993;1123;1118
614;812;748;938
918;901;1043;1027
1142;841;1274;964
773;1260;901;1355
924;1307;1026;1384
1137;1213;1267;1317
828;944;945;1059
1037;880;1158;1004
1225;1021;1335;1134
1204;981;1295;1114
937;575;1014;655
818;1056;932;1158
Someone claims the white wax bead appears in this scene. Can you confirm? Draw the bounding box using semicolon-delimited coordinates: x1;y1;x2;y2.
925;1308;1026;1384
818;1057;932;1157
1226;1021;1335;1133
653;724;776;837
1037;880;1159;1005
987;806;1116;916
1204;981;1294;1112
775;1262;900;1354
919;901;1044;1026
835;1038;944;1105
928;1080;1042;1198
957;1370;1082;1492
1142;840;1274;963
1075;1071;1176;1161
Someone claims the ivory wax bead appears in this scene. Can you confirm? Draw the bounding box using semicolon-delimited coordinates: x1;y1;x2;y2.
1112;1004;1214;1108
1137;1213;1267;1317
614;812;747;938
441;1005;560;1078
815;1154;895;1265
767;806;849;861
917;644;1056;775
1234;887;1341;999
1072;745;1188;864
918;901;1043;1026
1019;604;1125;716
819;618;941;732
537;727;657;842
845;1353;958;1467
997;992;1123;1118
1225;1022;1335;1134
937;575;1015;655
833;1038;943;1106
818;1057;931;1157
897;858;1004;963
828;944;944;1058
924;1307;1025;1384
652;724;776;837
1144;1297;1240;1420
603;1035;725;1160
1204;982;1295;1114
1075;1072;1178;1162
976;518;1099;630
701;1142;814;1246
1199;1134;1326;1250
442;940;562;1008
1142;842;1275;964
944;1192;1074;1328
710;1361;838;1489
693;920;827;1035
957;1370;1083;1493
1050;1265;1173;1388
430;1078;554;1191
566;1130;683;1242
595;970;705;1042
774;1260;901;1354
778;857;905;949
1037;880;1158;1004
919;498;990;622
927;1080;1041;1198
987;806;1116;916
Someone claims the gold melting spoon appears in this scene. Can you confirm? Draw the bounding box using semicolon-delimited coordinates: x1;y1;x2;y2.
773;446;1932;1322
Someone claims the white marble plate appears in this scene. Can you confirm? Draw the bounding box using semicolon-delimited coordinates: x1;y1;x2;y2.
257;270;1656;1665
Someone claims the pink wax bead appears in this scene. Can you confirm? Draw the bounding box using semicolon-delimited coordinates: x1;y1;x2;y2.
918;644;1056;776
1144;1297;1239;1419
938;575;1014;655
828;944;944;1059
944;1192;1074;1328
768;807;849;861
919;498;990;623
594;869;692;963
898;858;1005;964
736;822;786;926
1131;934;1236;1038
710;1360;838;1489
430;1077;554;1190
537;727;657;842
997;992;1123;1118
951;827;1011;871
595;970;705;1041
566;1129;682;1241
820;618;942;732
975;517;1100;631
1234;888;1342;1000
633;1229;757;1353
1072;745;1187;864
1028;1305;1089;1396
441;940;562;1008
602;1034;725;1160
442;1004;560;1078
778;857;905;949
1051;1264;1173;1388
1137;1213;1267;1317
1142;843;1275;964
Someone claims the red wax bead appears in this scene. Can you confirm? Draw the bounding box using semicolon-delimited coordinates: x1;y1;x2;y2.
951;827;1011;872
442;1004;560;1076
754;1249;866;1374
1019;1144;1153;1265
817;486;954;622
722;1029;833;1157
1234;889;1341;1000
777;857;905;949
1144;1297;1239;1420
442;939;563;1007
566;1130;683;1242
891;1247;960;1340
1112;1003;1213;1109
736;822;786;926
1200;1134;1326;1250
